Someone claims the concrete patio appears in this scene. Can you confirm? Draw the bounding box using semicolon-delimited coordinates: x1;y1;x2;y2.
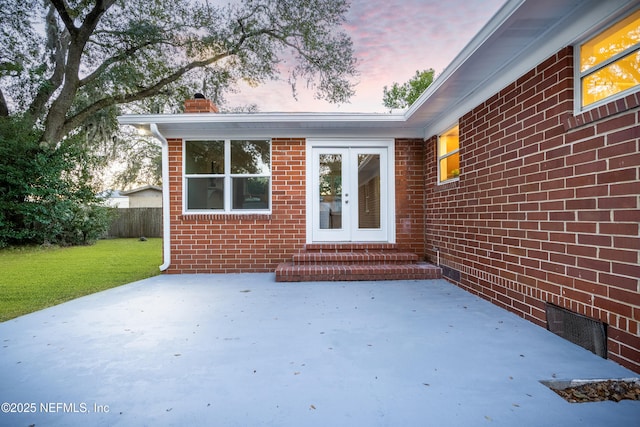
1;274;638;426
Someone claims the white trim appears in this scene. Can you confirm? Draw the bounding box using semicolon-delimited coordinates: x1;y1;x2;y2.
573;7;640;115
436;124;460;185
573;42;583;116
182;139;272;214
418;0;639;137
118;0;639;142
404;0;525;120
121;112;407;125
306;138;395;244
119;113;421;140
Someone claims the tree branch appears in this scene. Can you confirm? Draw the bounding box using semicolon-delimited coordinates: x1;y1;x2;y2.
76;0;118;43
63;23;282;134
41;0;118;146
48;0;78;35
27;5;70;121
62;53;232;135
79;41;159;87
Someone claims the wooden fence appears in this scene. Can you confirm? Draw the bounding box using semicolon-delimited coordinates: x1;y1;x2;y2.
107;208;162;238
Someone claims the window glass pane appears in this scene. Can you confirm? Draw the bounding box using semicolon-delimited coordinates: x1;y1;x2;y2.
231;140;270;174
358;154;380;229
232;177;270;210
582;51;640;106
581;10;640;72
439;125;459;156
186;177;224;209
185;141;224;174
440;152;460;182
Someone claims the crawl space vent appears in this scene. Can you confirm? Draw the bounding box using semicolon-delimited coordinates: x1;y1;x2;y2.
441;265;460;282
545;303;607;358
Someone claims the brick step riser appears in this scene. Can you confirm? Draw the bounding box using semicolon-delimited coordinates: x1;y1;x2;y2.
303;243;398;252
292;261;420;266
275;263;442;282
291;255;420;265
277;275;440;282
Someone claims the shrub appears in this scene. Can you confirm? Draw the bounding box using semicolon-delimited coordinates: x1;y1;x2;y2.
0;116;111;247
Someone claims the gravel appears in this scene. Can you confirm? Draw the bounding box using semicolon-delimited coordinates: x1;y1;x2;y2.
551;380;640;403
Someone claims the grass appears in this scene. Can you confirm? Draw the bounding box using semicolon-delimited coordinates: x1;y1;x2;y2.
0;238;162;322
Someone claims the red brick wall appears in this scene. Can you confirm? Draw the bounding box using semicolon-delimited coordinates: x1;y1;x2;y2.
166;138;306;273
166;137;427;274
425;46;640;373
396;139;426;256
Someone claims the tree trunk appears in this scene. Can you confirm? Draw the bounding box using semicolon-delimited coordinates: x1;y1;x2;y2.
39;0;116;147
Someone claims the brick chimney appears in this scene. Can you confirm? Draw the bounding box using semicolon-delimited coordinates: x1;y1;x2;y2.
184;93;219;113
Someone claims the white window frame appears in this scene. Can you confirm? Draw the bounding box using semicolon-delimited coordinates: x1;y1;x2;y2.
437;124;460;185
183;139;272;214
574;9;640;114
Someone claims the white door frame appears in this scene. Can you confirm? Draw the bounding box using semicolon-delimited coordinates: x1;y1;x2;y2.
306;138;395;243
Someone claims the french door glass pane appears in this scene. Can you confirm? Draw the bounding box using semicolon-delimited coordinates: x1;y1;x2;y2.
319;154;342;230
358;154;381;229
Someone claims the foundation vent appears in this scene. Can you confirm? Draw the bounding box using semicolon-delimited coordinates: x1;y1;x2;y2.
441;265;460;282
545;303;607;358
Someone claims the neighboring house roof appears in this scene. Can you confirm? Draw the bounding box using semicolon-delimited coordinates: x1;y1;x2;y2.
120;185;162;196
118;0;638;139
98;190;130;208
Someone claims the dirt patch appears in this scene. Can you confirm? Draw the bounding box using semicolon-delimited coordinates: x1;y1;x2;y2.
550;380;640;403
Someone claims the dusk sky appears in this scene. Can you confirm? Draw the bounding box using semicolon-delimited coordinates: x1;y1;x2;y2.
224;0;507;112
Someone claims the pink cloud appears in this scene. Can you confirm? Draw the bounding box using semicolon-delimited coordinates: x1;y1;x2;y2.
225;0;507;112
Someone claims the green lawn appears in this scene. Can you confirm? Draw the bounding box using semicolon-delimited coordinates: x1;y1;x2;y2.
0;238;162;322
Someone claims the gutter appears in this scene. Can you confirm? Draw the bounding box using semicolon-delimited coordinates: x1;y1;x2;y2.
150;123;171;272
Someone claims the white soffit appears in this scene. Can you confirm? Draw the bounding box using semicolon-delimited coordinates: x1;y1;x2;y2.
118;112;424;139
118;0;639;140
408;0;639;137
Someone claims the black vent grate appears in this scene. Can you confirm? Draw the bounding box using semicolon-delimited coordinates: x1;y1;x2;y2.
545;303;607;358
441;265;460;282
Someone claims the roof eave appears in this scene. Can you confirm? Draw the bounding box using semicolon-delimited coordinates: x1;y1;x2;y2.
407;0;639;138
117;112;425;139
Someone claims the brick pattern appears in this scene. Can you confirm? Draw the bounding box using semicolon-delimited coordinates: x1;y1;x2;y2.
166;138;306;273
184;98;219;113
424;46;640;373
276;243;441;282
292;251;419;265
395;139;426;256
167;137;428;274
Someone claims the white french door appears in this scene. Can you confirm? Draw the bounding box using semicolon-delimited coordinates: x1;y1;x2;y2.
308;141;393;242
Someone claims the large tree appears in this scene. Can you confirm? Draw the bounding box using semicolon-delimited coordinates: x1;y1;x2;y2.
0;0;358;148
0;0;357;246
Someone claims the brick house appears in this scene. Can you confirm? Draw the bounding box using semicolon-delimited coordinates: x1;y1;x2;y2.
120;0;640;373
